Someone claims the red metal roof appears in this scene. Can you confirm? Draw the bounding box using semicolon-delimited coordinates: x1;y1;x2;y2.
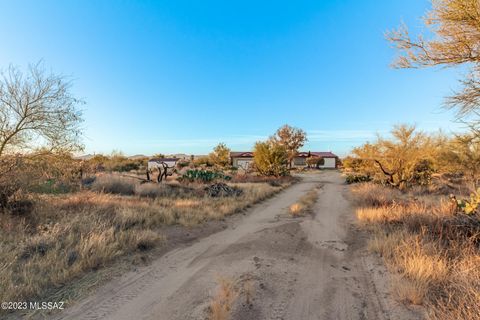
148;158;180;162
231;151;337;158
230;152;254;158
296;152;338;158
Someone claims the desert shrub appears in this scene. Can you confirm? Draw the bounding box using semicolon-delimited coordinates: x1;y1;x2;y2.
438;133;480;190
253;140;289;177
176;160;191;169
306;156;324;168
209;143;231;167
86;153;146;173
204;183;243;197
342;156;365;173
411;159;435;186
351;182;403;207
193;156;214;167
345;174;371;184
354;181;480;319
181;169;231;183
0;153;83;210
349;125;438;189
91;175;136;195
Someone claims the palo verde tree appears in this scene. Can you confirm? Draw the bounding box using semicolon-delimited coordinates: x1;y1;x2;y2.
0;62;84;157
351;125;436;189
271;124;307;169
387;0;480;129
209;142;231;167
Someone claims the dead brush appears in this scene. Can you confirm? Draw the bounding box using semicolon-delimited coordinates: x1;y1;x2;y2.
209;276;238;320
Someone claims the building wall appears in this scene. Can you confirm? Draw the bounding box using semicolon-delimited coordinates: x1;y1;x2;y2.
320;157;336;168
233;156;336;169
291;157;337;169
233;157;254;169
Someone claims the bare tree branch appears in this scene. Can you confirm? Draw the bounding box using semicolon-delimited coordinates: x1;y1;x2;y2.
0;62;84;157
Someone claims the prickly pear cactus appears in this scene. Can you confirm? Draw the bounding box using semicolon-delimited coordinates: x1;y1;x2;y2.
456;188;480;215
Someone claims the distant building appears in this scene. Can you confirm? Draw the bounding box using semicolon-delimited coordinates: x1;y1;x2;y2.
147;157;180;170
230;152;254;170
230;151;338;169
293;151;338;168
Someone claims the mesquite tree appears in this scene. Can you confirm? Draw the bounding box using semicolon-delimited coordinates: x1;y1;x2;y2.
387;0;480;129
0;62;83;157
272;124;307;169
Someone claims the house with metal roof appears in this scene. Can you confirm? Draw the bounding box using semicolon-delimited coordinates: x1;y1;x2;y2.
230;151;338;169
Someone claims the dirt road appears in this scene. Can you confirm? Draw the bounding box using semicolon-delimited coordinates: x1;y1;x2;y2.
56;171;420;320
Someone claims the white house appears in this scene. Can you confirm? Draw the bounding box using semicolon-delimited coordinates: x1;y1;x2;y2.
230;151;338;169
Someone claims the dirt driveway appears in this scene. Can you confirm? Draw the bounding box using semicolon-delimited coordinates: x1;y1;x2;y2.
56;171;420;320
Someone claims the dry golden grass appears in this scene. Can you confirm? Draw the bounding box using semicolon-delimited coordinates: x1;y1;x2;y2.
91;174;137;195
352;182;480;320
209;277;238;320
0;176;289;310
289;187;319;217
393;278;428;305
351;182;403;207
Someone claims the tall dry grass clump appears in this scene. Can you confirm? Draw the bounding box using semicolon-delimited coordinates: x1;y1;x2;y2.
209;277;238;320
91;175;137;195
352;182;480;319
289;186;319;217
351;182;403;207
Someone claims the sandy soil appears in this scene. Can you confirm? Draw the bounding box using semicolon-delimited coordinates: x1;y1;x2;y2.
54;171;422;320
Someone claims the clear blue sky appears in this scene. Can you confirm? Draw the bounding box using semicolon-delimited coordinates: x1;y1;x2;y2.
0;0;464;156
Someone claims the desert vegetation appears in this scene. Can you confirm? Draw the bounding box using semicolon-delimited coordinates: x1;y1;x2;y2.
344;123;480;319
352;182;479;320
345;1;480;317
0;173;289;310
0;63;298;315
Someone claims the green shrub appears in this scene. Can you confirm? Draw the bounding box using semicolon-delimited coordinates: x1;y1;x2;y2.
192;156;214;167
176;160;191;169
181;169;231;183
346;174;372;184
253;140;289;177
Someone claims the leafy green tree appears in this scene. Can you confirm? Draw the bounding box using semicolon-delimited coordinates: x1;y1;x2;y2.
253;140;288;177
209;142;231;167
152;153;165;158
272;125;307;169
